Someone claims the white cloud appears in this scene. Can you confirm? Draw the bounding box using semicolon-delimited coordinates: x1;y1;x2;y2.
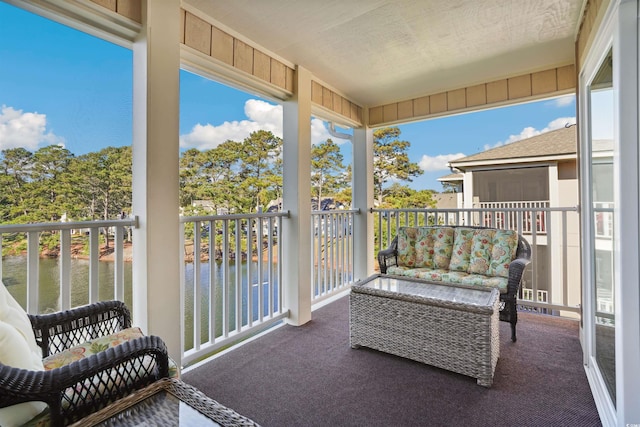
484;116;576;150
180;99;333;150
554;95;575;107
0;105;64;151
418;153;466;172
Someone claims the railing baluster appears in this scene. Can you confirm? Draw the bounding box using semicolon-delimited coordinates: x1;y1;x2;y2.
89;228;99;304
193;220;202;350
27;231;39;313
209;220;216;342
222;220;230;339
114;226;125;302
60;229;72;311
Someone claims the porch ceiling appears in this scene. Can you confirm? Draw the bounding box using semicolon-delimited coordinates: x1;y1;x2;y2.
186;0;584;107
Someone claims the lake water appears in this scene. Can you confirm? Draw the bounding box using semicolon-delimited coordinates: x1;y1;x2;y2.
1;255;278;351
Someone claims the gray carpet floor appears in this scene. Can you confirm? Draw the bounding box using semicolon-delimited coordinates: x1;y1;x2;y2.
183;296;601;427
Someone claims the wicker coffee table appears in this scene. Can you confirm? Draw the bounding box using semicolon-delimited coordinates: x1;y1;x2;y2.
350;274;500;387
72;378;260;426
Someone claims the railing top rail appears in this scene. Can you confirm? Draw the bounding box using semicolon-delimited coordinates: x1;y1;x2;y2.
370;206;579;213
0;217;138;233
477;200;550;204
311;209;360;215
180;211;289;223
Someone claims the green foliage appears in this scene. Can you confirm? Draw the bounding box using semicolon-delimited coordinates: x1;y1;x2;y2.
1;126;430;237
373;127;423;205
311;138;347;208
0;145;132;224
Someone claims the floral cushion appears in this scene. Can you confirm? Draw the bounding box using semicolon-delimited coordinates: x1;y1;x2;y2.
488;229;519;278
387;265;413;276
461;274;508;292
430;227;454;269
415;269;449;281
448;228;475;272
387;266;431;278
481;276;509;292
468;229;495;275
440;271;470;284
43;327;178;378
415;227;435;268
396;227;418;268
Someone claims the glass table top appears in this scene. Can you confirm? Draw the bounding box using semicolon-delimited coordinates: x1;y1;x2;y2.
358;276;495;307
95;390;220;426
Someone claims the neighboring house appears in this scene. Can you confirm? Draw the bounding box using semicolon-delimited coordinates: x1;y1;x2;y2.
439;125;581;316
442;124;578;209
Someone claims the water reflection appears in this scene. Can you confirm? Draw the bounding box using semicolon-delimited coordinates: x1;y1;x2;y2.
1;256;277;351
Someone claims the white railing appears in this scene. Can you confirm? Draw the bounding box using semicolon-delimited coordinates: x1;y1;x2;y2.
372;206;581;316
311;210;357;304
179;211;288;366
476;201;550;234
0;218;136;314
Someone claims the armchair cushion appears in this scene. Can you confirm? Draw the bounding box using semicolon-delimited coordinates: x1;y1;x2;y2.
43;327;178;378
0;284;47;427
43;327;145;370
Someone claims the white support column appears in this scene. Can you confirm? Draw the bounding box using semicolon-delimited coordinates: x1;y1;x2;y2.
282;66;312;326
548;164;564;307
463;171;474;209
352;125;374;281
131;0;181;363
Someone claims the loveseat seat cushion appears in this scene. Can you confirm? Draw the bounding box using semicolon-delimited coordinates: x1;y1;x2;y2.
387;268;509;293
387;266;431;278
459;274;508;292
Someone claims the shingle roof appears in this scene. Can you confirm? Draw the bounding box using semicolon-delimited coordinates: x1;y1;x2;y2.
437;173;463;182
450;125;576;167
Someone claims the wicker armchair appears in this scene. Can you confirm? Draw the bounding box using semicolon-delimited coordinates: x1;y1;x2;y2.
0;300;170;426
377;226;532;342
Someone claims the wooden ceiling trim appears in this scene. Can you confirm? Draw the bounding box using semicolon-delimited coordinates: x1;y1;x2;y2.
369;65;576;126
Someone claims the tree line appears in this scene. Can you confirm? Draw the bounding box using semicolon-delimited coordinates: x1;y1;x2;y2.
0;126;435;224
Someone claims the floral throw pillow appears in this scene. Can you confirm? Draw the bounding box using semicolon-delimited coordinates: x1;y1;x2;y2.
415;227;435;268
431;227;454;269
488;229;519;277
448;228;475;272
467;229;495;275
397;227;418;268
43;327;179;378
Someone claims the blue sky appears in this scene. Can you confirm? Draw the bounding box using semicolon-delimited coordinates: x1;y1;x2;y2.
0;2;577;192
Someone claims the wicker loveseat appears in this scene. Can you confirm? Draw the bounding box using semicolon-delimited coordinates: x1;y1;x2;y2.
0;283;173;427
377;226;531;342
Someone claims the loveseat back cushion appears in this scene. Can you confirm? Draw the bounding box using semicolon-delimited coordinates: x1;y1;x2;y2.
396;227;418;268
468;229;496;275
414;227;435;268
448;228;475;272
430;227;455;269
488;229;519;278
0;283;48;427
